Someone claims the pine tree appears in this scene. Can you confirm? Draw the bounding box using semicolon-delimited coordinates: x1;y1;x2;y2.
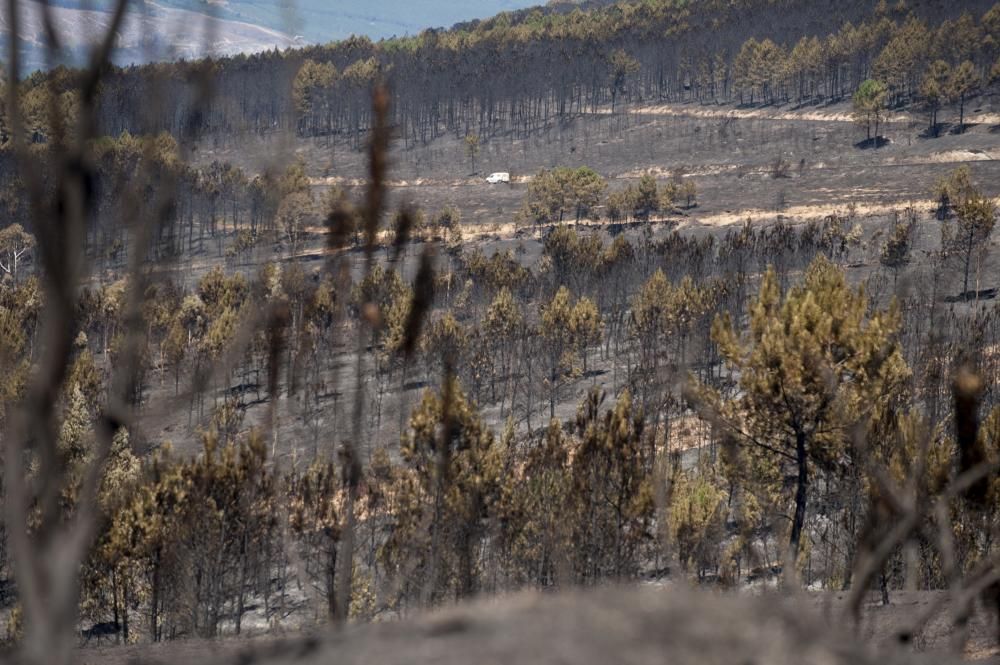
464;133;480;174
667;467;727;579
949;60;981;132
608;49;639;112
852;79;888;145
497;418;572;587
288;460;344;620
633;173;660;221
879;216;914;285
942;189;997;297
571;388;651;580
388;377;502;603
540;286;578;419
920;61;950;135
484;288;523;410
696;257;910;569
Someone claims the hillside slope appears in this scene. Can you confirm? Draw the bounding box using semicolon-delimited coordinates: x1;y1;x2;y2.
71;0;998;145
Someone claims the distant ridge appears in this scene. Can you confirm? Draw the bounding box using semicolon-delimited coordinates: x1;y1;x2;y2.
0;0;543;73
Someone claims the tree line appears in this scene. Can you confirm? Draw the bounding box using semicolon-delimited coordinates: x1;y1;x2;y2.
3;0;999;150
520;166;697;225
0;132;325;275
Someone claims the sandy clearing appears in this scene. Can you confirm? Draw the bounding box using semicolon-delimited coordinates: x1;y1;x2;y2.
967;113;1000;125
696;191;1000;227
619;164;743;179
900;149;997;164
616;103;887;124
390;191;992;237
694;199;937;226
312;175;533;188
612;102;1000;128
294;194;997;253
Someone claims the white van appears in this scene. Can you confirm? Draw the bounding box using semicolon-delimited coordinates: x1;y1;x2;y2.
486;172;511;184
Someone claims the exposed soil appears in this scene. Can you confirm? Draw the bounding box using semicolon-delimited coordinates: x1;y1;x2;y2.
194;97;1000;231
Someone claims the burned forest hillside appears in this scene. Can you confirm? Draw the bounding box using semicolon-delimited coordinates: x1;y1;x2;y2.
3;1;1000;664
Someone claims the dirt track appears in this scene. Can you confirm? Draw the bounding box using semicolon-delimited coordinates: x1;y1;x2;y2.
621;101;1000;126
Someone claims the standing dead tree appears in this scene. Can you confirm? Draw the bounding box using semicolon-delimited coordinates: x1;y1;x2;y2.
4;1;136;662
1;3;436;647
1;0;219;662
846;366;1000;653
